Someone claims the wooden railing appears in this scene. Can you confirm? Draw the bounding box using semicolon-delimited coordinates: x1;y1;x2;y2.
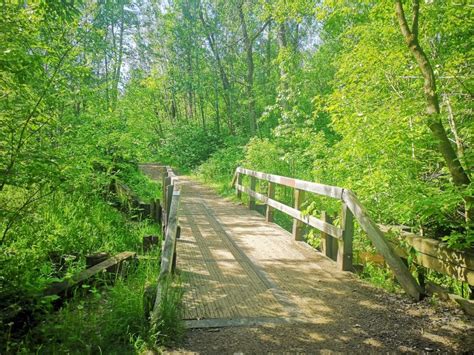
232;166;424;301
150;166;181;323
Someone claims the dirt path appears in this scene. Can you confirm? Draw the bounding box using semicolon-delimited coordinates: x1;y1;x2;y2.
140;167;473;353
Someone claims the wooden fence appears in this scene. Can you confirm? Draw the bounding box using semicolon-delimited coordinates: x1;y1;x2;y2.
379;225;474;289
150;166;181;323
232;166;424;301
114;180;161;223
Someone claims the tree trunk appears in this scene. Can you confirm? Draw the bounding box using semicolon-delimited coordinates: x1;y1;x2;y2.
395;0;472;224
237;0;257;135
112;1;125;109
198;5;235;134
277;22;289;114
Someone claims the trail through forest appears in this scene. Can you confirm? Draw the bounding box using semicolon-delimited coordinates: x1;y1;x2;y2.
1;1;473;353
148;174;474;353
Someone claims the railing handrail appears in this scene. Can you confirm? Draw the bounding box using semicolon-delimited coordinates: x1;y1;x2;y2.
233;166;344;199
233;166;423;301
151;166;180;324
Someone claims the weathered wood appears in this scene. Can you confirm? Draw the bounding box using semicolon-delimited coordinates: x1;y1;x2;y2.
236;167;343;199
86;253;110;269
162;173;167;206
153;199;162;225
342;190;423;300
150;200;155;220
143;235;160;253
265;182;275;222
377;226;474;286
158;199;163;225
151;187;181;323
143;282;157;320
165;184;173;225
320;212;337;261
426;282;474;316
292;189;306;241
230;169;238;188
236;172;242;199
172;226;181;272
44;252;137;297
249;176;257;210
163;176;172;210
338;203;354;271
236;184;343;239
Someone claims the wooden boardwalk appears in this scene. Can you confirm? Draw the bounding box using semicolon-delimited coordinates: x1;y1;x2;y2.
140;167;473;352
175;176;375;327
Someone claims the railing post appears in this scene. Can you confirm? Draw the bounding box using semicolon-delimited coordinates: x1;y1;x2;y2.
166;183;173;225
249;176;256;210
155;199;162;225
172;226;181;273
320;211;337;260
150;200;155;220
292;188;305;241
338;202;354;271
236;172;242;199
265;182;275;222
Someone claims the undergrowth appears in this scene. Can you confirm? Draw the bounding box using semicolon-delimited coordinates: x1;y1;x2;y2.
12;252;183;353
0;165;183;353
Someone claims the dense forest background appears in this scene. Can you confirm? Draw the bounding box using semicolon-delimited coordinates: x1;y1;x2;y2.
0;1;472;348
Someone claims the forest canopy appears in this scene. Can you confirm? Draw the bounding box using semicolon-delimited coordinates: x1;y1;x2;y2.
0;0;473;299
1;0;473;351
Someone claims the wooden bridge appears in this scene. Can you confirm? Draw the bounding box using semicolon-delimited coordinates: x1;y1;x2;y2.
139;164;434;329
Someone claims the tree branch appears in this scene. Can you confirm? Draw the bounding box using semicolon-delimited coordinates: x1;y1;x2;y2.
394;0;412;39
411;0;420;39
250;19;272;44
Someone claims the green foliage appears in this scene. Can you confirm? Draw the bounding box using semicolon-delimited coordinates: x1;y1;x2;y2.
15;255;183;353
359;262;400;294
158;125;223;171
197;139;245;187
150;277;185;345
1;0;473;349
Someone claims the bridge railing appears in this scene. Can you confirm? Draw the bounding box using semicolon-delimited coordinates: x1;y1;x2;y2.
150;166;181;323
232;166;423;301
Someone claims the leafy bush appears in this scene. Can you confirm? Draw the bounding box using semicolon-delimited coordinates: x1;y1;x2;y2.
157;125;223;171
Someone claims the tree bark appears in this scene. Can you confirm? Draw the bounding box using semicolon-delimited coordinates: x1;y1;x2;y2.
277;22;289;114
112;1;125;109
395;0;472;224
198;4;235;134
237;0;257;135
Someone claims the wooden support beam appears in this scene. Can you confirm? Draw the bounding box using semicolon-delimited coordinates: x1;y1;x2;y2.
86;252;110;268
154;199;162;225
236;172;242;199
165;184;173;225
143;235;160;253
265;182;275;222
236;184;343;239
249;176;256;210
320;211;337;261
342;190;423;300
236;167;343;199
151;188;181;323
44;252;137;297
338;203;354;271
172;226;181;273
292;189;306;241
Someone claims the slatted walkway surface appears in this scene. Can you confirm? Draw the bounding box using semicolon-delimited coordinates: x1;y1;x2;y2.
139;166;473;352
174;176;372;328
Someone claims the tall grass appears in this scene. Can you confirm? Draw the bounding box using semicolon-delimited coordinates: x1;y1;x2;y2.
19;252;183;353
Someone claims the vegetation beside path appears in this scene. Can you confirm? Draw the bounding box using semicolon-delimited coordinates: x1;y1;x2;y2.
1;0;473;353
